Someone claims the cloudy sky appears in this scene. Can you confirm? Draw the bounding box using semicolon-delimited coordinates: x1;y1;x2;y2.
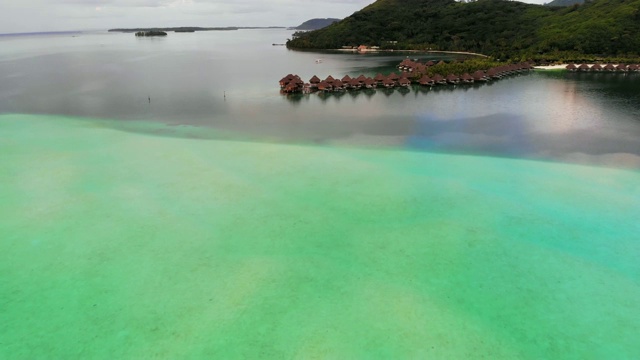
0;0;546;34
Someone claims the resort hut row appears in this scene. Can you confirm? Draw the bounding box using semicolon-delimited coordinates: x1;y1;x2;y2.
566;63;640;72
279;74;305;93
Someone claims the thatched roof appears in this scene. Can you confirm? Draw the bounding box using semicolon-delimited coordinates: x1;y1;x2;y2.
591;63;603;70
419;76;433;85
341;75;352;82
356;75;367;83
461;73;473;81
398;78;411;85
387;72;400;80
309;75;321;84
374;73;386;81
425;61;435;66
325;75;335;83
565;64;577;70
578;64;590;70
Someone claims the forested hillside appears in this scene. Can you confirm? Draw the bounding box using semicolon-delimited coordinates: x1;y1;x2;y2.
287;0;640;59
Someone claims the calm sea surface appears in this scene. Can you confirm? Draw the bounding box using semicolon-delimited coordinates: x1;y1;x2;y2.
1;30;639;358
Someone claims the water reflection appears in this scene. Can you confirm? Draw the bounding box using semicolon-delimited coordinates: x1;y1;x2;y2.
1;30;639;169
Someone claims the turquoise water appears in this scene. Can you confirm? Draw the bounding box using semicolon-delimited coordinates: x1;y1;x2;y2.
2;114;639;358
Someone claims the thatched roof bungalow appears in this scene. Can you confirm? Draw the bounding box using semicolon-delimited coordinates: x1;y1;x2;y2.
419;75;434;86
591;63;603;71
446;74;460;84
382;78;396;88
461;73;474;84
616;64;628;72
578;64;590;71
374;73;386;83
472;70;488;82
566;64;577;71
333;79;344;91
341;75;352;83
398;78;411;87
317;81;332;92
387;72;400;81
432;74;446;85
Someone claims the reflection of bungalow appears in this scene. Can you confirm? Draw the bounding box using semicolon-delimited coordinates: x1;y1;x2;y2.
578;64;590;71
565;63;577;71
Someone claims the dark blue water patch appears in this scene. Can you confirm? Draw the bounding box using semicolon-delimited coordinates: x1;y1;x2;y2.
407;112;533;158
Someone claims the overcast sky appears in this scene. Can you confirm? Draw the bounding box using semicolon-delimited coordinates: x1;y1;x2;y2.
0;0;547;34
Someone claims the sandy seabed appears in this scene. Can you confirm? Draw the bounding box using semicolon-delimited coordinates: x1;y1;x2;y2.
1;114;639;359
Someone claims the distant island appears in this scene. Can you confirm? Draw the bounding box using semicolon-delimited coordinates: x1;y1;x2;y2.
287;0;640;62
109;26;285;33
135;31;167;37
290;18;341;31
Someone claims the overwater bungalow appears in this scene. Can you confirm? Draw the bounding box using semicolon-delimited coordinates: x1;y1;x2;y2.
461;73;474;84
279;74;296;88
333;79;344;91
341;75;352;83
603;64;616;72
364;78;376;89
374;73;386;84
566;64;577;71
317;81;332;92
398;78;411;87
309;75;321;88
616;64;628;72
425;60;435;67
349;78;362;90
387;72;400;81
446;74;460;84
628;64;640;71
578;64;591;72
486;68;501;80
325;75;336;85
382;78;396;88
472;70;488;82
356;75;367;84
591;63;603;72
432;74;446;85
419;75;434;86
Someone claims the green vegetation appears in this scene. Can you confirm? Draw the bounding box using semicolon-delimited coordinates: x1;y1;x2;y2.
293;18;341;30
420;59;503;77
287;0;640;60
545;0;584;7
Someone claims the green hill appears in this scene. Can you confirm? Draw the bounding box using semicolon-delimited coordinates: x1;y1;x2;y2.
545;0;584;7
293;18;341;30
287;0;640;59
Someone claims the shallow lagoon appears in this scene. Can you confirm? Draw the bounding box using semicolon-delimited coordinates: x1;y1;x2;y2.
1;30;640;358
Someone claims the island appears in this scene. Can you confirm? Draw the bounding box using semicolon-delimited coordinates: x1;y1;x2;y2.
286;0;640;63
135;31;167;37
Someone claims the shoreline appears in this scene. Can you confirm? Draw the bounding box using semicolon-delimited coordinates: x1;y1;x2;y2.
331;48;489;57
